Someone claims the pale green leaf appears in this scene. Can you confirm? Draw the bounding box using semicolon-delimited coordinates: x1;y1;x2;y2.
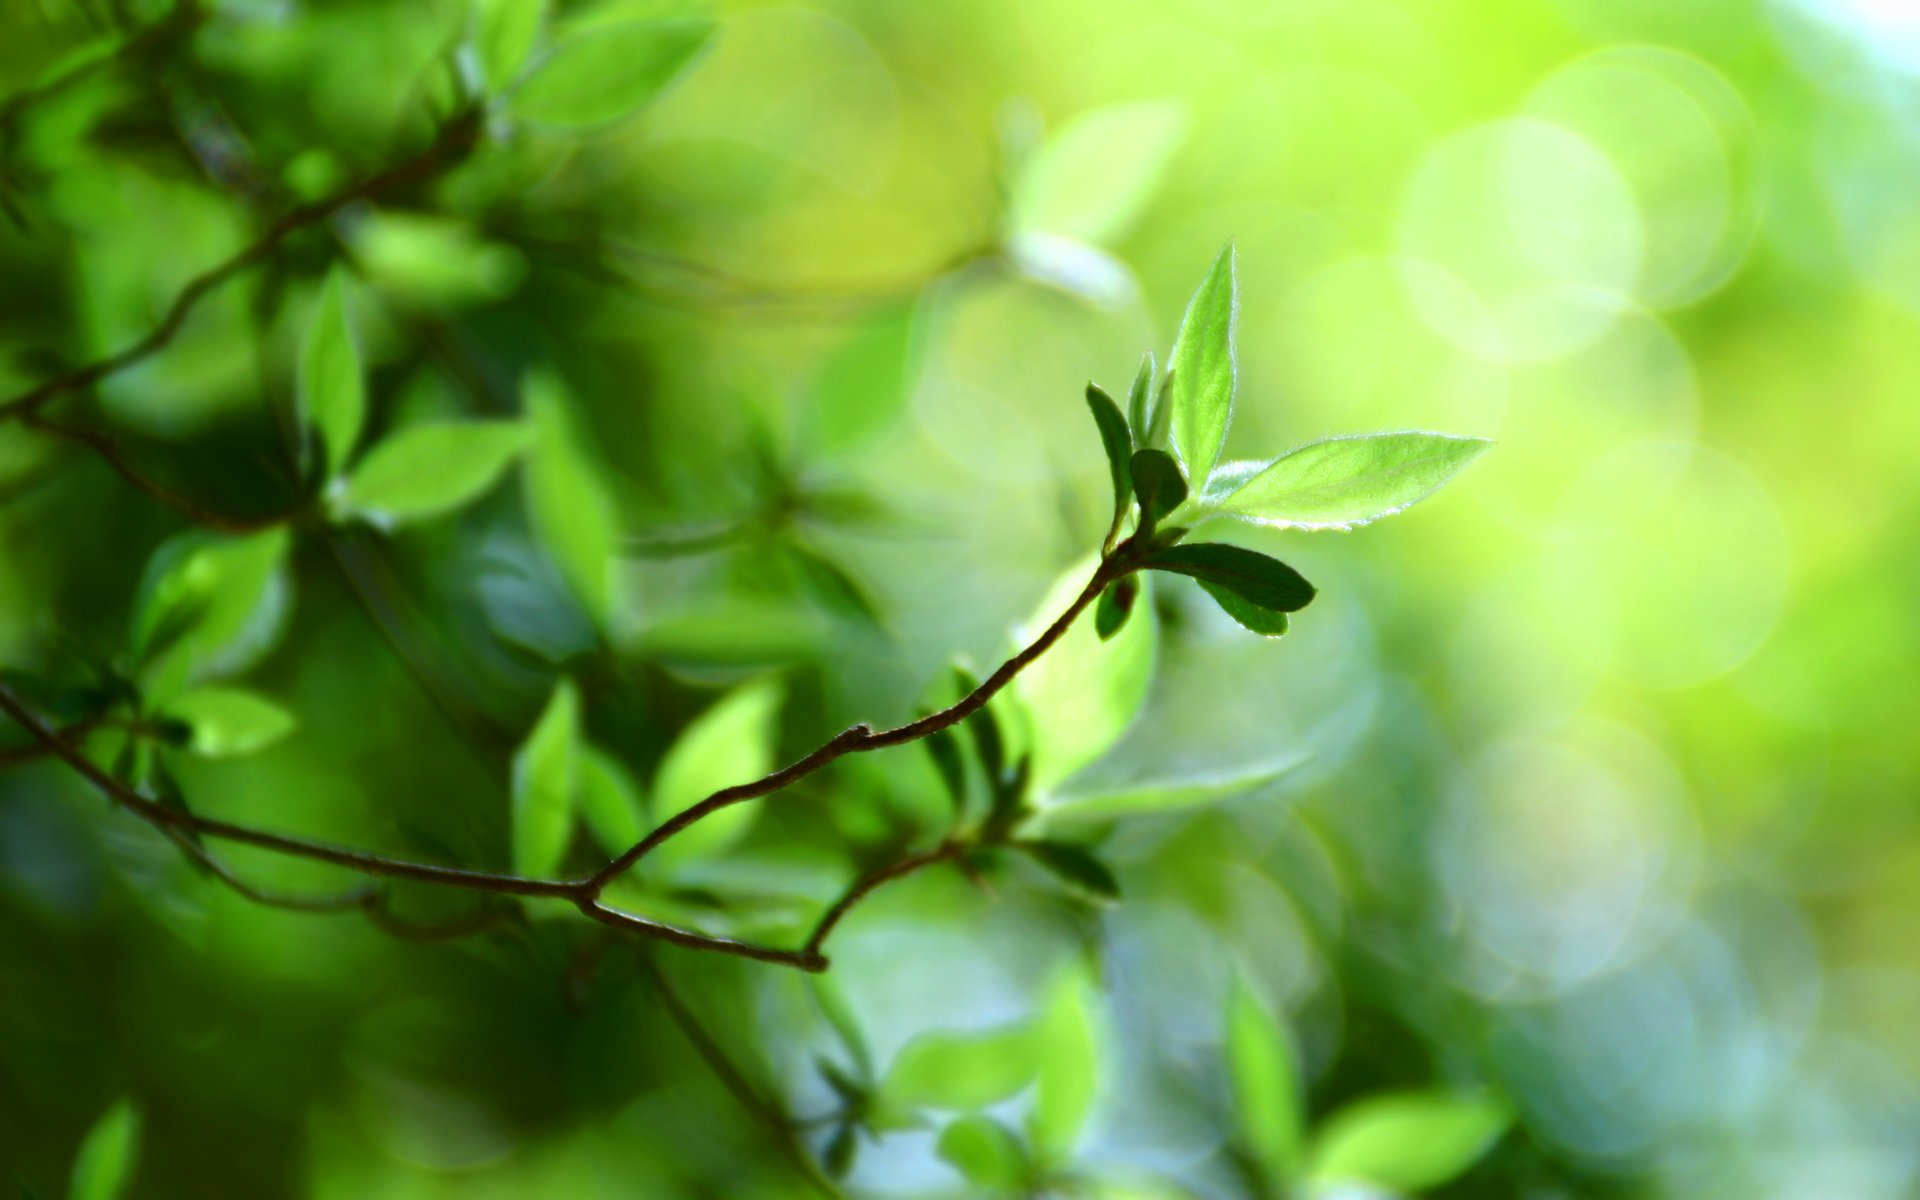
522;373;624;629
511;679;580;878
1011;101;1187;245
938;1113;1029;1191
1310;1091;1511;1192
648;677;782;876
162;687;296;758
1168;244;1237;487
509;18;715;129
470;0;546;91
805;304;921;459
1042;758;1301;825
1126;352;1155;445
1227;974;1305;1187
68;1097;140;1200
129;529;292;703
577;744;644;856
882;1022;1039;1112
336;420;530;529
1215;432;1492;531
1030;964;1101;1165
297;269;365;476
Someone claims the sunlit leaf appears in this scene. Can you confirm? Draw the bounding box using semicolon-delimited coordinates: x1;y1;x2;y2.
1143;543;1314;637
1006;232;1137;309
1215;433;1492;531
1030;963;1101;1164
806;304;921;459
1043;758;1301;824
509;18;715;129
648;677;782;876
470;0;546;91
68;1097;140;1200
937;1113;1028;1191
522;373;624;630
1167;244;1237;488
510;678;579;878
1020;839;1120;903
577;744;644;856
1310;1092;1511;1192
1227;974;1305;1188
1085;383;1133;527
335;420;530;529
128;530;292;703
1011;101;1187;245
881;1022;1039;1112
297;268;365;477
161;687;295;758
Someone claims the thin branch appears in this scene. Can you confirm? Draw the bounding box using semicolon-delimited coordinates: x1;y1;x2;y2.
0;107;483;422
21;412;300;532
804;842;964;958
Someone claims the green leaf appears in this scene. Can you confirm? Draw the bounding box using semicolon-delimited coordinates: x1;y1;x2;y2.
1227;974;1305;1188
1010;101;1187;246
1142;543;1314;636
129;530;292;703
509;18;715;129
1020;839;1120;902
806;304;921;459
577;744;644;856
1167;244;1237;487
160;687;295;758
522;373;624;629
67;1097;139;1200
937;1114;1029;1191
1044;758;1301;824
335;420;530;529
648;677;782;876
1030;964;1101;1165
882;1022;1039;1112
1085;383;1133;529
470;0;546;91
809;973;874;1082
1125;352;1156;444
1311;1092;1510;1192
1009;562;1156;794
822;1122;858;1179
1214;432;1492;530
1094;577;1136;641
1129;448;1187;538
925;725;968;816
511;678;580;878
297;269;365;477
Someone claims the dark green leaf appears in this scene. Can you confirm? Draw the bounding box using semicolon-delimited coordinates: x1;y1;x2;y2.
925;724;967;816
954;666;1005;787
1200;583;1291;636
787;542;884;630
1093;576;1136;641
334;420;530;529
509;18;714;129
1129;448;1187;537
1020;839;1120;902
68;1097;139;1200
1126;352;1155;442
1215;432;1492;530
1084;382;1133;526
1143;543;1314;617
1167;244;1237;487
822;1122;858;1179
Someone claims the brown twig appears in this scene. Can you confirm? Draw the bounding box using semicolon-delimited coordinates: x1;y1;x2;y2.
804;842;965;957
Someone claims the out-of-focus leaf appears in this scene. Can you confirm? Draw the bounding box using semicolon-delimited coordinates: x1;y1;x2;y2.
1020;839;1120;903
881;1022;1039;1112
1227;974;1305;1188
351;214;526;309
470;0;546;91
1006;231;1137;309
67;1097;139;1200
1167;244;1237;488
1309;1092;1511;1192
1094;577;1136;642
806;304;920;459
1010;101;1187;245
297;268;365;477
509;18;715;129
1031;963;1101;1164
1142;543;1314;636
128;530;291;702
1214;433;1493;531
648;677;782;876
577;744;644;856
1129;448;1186;539
161;687;295;758
787;542;883;630
1009;562;1155;794
809;973;874;1081
335;420;530;529
1126;352;1156;445
511;678;579;878
1043;759;1301;824
925;725;968;817
1085;383;1133;526
822;1122;858;1179
937;1113;1028;1191
522;373;623;630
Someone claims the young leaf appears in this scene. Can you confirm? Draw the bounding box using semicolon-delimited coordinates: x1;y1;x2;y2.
1030;964;1101;1165
1009;100;1187;246
1215;432;1492;531
68;1097;140;1200
1227;974;1306;1188
1129;448;1187;538
1309;1092;1511;1192
1125;352;1155;443
1167;244;1237;488
881;1022;1039;1111
470;0;546;92
1142;543;1314;636
511;678;580;878
647;677;782;876
161;687;295;758
509;18;715;129
1093;577;1136;641
576;744;644;856
1020;839;1120;902
937;1113;1029;1191
297;269;365;478
128;530;292;703
522;373;624;629
1085;383;1133;527
334;420;530;529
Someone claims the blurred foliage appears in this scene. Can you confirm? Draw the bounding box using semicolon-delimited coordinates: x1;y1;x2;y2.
3;0;1920;1198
